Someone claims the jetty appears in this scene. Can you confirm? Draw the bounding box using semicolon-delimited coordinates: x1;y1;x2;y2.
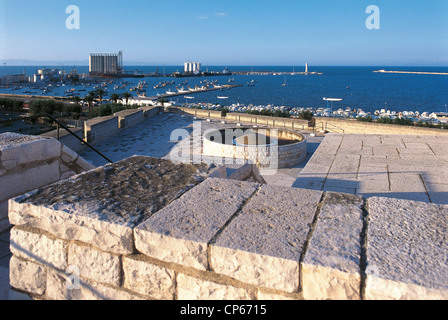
145;84;243;100
374;69;448;75
232;71;323;76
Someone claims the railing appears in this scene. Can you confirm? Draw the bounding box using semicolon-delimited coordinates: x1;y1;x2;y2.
314;121;346;133
46;114;113;164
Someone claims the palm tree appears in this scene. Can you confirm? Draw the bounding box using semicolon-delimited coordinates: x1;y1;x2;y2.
96;89;106;105
110;93;121;104
71;96;81;105
121;92;132;105
84;92;96;114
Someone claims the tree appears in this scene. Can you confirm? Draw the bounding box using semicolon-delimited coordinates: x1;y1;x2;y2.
121;92;132;105
96;89;106;105
298;110;314;121
110;93;121;104
29;99;63;116
84;92;96;114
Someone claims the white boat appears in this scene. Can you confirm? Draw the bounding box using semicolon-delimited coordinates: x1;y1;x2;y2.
166;89;176;95
176;87;189;93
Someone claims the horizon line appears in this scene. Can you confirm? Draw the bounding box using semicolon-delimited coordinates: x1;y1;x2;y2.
2;63;448;68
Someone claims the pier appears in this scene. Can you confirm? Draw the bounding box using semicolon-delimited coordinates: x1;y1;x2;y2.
145;84;243;100
231;71;323;76
374;70;448;75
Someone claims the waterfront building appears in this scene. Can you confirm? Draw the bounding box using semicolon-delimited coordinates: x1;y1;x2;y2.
184;61;201;74
0;74;28;85
89;51;124;76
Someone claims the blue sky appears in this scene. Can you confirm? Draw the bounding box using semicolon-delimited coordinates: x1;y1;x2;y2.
0;0;447;66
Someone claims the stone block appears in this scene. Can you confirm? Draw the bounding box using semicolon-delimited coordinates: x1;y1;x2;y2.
302;192;364;300
177;273;255;300
46;268;143;300
9;256;46;295
68;243;121;287
0;161;60;203
211;185;323;293
61;145;79;164
122;255;175;299
9;200;135;255
10;226;67;270
134;178;259;270
9;157;207;255
389;173;426;193
365;197;448;300
0;135;61;170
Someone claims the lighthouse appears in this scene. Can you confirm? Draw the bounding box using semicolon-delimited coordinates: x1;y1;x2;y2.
305;63;309;73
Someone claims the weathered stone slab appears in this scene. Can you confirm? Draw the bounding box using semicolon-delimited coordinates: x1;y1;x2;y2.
211;185;323;293
10;226;67;270
302;192;364;300
134;178;259;270
9;200;135;255
122;255;175;299
9;256;46;295
0;133;60;170
177;273;255;300
9;156;208;254
365;197;448;300
0;160;60;203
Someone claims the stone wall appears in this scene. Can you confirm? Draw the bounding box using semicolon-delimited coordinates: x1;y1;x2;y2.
115;110;144;129
84;107;162;144
177;107;224;120
84;115;120;144
0;133;96;233
318;117;448;136
203;129;307;169
7;156;448;300
225;113;309;131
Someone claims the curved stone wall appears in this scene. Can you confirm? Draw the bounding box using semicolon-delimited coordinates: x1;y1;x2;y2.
203;128;307;169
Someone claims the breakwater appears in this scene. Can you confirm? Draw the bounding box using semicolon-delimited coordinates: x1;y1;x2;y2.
374;70;448;75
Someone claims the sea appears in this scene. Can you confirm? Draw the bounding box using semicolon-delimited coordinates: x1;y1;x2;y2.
1;66;447;115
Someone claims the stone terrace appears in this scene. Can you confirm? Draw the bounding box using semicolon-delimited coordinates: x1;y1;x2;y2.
294;133;448;205
6;156;448;300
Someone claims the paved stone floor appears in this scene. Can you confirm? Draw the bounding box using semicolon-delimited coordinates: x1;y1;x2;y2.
293;133;448;205
79;112;195;167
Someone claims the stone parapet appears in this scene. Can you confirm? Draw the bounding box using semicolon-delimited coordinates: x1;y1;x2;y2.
0;133;96;233
7;156;448;300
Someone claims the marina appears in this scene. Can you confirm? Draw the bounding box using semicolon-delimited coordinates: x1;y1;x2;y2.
0;66;447;121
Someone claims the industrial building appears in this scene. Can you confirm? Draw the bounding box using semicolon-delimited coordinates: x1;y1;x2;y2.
89;51;124;76
184;62;201;74
0;74;28;86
